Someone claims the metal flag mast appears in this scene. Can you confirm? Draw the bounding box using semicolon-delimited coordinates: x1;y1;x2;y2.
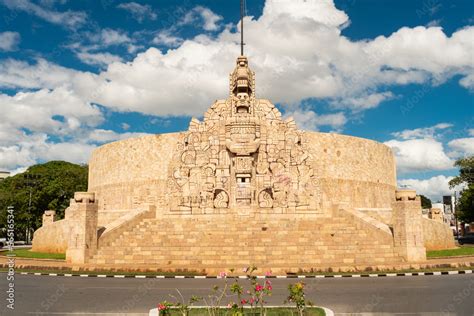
240;0;245;55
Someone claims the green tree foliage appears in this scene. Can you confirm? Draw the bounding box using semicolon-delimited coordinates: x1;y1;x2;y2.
420;195;432;209
0;161;88;240
449;155;474;223
456;185;474;223
449;156;474;187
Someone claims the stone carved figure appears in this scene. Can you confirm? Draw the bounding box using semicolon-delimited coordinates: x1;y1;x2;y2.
214;190;229;208
167;56;320;214
258;189;273;208
200;182;215;209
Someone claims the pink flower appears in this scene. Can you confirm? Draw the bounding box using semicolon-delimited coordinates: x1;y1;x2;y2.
241;299;247;305
158;304;166;311
250;298;255;304
243;267;249;273
265;271;272;276
227;303;232;308
266;285;273;291
255;284;264;292
219;271;227;278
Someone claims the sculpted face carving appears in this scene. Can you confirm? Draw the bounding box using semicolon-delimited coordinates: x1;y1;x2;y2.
168;56;321;214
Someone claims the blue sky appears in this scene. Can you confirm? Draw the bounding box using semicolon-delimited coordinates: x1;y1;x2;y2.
0;0;473;200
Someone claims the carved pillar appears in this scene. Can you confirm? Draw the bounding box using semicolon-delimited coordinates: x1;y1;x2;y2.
392;189;426;262
65;192;99;265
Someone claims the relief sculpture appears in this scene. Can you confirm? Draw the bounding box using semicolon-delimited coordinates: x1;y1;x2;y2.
167;56;321;214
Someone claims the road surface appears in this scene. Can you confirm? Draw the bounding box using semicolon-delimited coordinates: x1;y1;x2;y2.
0;273;473;315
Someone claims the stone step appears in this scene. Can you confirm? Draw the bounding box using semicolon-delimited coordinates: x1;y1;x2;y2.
91;215;397;265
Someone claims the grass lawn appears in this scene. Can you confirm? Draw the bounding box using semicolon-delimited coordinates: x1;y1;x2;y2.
164;307;325;316
0;248;66;260
427;246;474;258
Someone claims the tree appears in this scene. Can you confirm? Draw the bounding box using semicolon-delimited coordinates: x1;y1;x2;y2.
0;161;88;241
456;185;474;223
420;195;432;209
449;155;474;223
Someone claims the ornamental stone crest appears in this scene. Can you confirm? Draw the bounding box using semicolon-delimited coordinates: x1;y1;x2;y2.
167;56;321;214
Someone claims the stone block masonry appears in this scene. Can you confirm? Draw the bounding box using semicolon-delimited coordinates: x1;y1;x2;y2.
65;192;99;265
32;55;454;271
392;190;426;262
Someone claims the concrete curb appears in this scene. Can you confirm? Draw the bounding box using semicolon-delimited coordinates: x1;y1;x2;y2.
9;269;473;279
322;306;335;316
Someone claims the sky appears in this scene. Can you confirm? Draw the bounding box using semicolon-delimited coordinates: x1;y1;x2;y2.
0;0;473;201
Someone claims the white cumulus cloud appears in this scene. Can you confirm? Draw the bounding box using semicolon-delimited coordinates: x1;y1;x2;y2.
285;110;347;132
0;87;103;141
1;1;473;119
80;1;474;116
117;2;157;23
181;6;223;31
76;52;123;67
384;138;454;173
448;137;474;157
1;0;86;28
392;123;453;140
0;31;20;51
398;175;462;201
152;31;184;47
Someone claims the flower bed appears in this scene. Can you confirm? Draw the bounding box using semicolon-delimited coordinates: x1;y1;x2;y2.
150;307;326;315
152;266;331;316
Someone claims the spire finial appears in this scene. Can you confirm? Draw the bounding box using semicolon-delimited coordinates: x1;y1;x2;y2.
240;0;245;56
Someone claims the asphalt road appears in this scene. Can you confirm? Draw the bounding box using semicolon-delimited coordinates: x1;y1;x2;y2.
0;274;473;315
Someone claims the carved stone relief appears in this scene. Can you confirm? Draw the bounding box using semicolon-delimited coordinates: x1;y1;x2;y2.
167;56;321;214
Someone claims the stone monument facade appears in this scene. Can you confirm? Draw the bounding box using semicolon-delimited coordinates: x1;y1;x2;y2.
32;55;456;273
168;56;320;216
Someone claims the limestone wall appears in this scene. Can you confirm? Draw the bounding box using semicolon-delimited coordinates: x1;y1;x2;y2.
305;132;396;210
304;133;396;185
88;133;183;225
88;132;397;226
31;219;68;253
422;218;456;250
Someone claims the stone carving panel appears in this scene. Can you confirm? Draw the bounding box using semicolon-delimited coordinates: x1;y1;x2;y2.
167;56;321;214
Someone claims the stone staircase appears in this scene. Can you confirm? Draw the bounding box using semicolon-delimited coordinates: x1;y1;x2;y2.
90;210;403;272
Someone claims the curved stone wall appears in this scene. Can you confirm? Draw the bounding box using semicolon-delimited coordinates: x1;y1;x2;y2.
88;132;184;225
88;132;396;225
304;132;397;211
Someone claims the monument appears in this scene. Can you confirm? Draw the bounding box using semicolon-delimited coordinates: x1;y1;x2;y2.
32;8;455;273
